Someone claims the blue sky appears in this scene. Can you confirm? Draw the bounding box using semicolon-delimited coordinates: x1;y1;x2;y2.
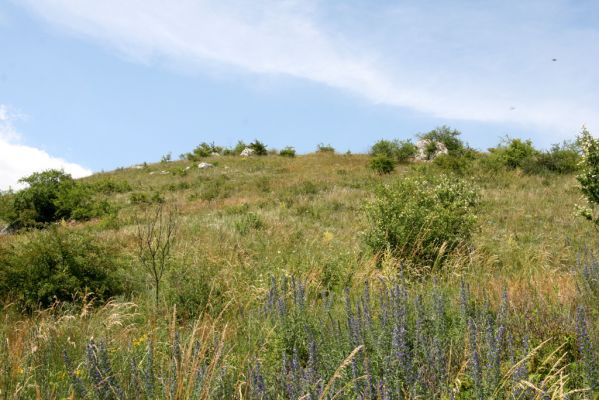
1;0;598;189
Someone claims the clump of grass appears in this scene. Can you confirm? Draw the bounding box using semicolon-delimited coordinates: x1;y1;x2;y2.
234;212;264;235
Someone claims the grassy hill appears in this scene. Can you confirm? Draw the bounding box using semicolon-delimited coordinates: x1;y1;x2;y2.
0;152;597;399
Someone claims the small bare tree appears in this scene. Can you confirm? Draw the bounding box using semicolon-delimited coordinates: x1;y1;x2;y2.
135;203;178;308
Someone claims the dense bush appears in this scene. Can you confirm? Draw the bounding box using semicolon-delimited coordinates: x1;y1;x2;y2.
316;143;335;153
536;142;580;174
489;138;538;169
433;153;473;175
365;174;479;267
395;139;418;162
370;139;398;158
186;142;222;160
232;140;247;155
0;228;123;311
370;139;417;163
249;140;268;156
418;125;465;155
369;154;395;174
279;146;296;157
4;170;109;229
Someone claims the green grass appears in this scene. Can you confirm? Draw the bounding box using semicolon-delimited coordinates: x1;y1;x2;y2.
0;153;597;399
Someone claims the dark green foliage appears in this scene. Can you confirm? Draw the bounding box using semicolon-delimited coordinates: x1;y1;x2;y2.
370;139;418;163
396;140;418;162
129;191;163;204
6;170;109;229
279;146;296;157
369;139;397;158
232;140;247;155
433;153;472;175
160;152;172;163
369;154;395;174
186;142;223;160
365;174;479;266
419;125;465;155
188;142;212;159
316;143;335;153
490;137;538;169
0;228;123;311
536;142;580;174
0;190;15;224
249;140;268;156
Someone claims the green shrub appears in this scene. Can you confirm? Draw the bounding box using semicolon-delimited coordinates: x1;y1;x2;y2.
279;147;296;157
200;176;231;201
187;142;212;159
232;140;247;155
55;184;112;221
418;126;465;156
396;140;418;162
186;142;223;160
161;152;172;163
369;155;395;174
576;128;599;227
0;228;123;311
249;140;268;156
365;174;479;267
7;170;108;229
536;142;580;174
370;139;398;158
129;191;164;204
316;143;335;154
433;154;472;175
234;212;265;235
370;139;416;162
490;138;538;169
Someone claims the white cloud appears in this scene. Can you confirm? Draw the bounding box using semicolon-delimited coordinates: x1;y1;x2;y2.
0;105;92;191
17;0;599;141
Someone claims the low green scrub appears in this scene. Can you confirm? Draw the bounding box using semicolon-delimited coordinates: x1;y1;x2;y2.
234;212;265;235
129;191;164;204
279;146;296;157
89;178;132;194
185;142;223;160
433;153;474;175
249;140;268;156
365;174;479;267
2;170;111;229
316;143;335;154
0;228;124;311
369;154;395;174
370;139;417;163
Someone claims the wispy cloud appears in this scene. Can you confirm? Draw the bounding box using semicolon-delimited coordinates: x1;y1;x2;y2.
18;0;599;141
0;105;91;190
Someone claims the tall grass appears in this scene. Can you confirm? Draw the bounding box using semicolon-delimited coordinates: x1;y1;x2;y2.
0;154;596;398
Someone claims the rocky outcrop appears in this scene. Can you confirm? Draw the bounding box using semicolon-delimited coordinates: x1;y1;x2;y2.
415;140;448;161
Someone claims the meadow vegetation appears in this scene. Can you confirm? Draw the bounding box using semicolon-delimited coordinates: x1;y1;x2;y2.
0;128;597;399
